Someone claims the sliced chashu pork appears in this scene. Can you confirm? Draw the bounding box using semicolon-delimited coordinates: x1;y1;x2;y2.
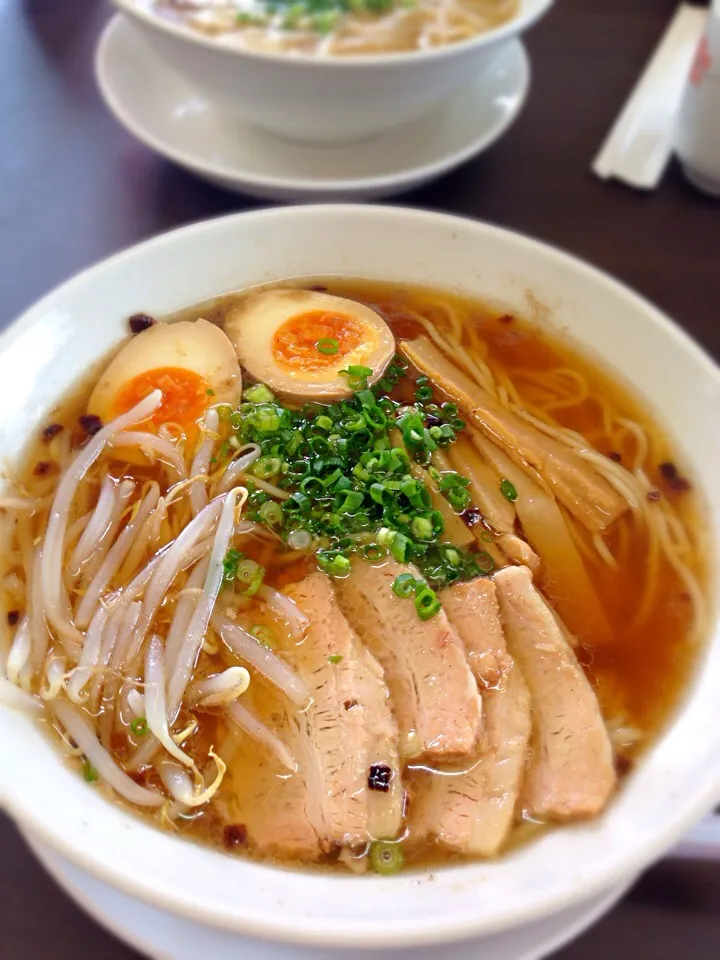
411;661;531;857
284;572;404;847
440;576;510;691
494;565;616;820
401;336;627;533
335;559;482;762
220;693;321;860
413;576;531;856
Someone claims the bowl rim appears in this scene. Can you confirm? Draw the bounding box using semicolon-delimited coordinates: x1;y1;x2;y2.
2;204;720;949
21;826;640;958
110;0;554;68
95;16;531;194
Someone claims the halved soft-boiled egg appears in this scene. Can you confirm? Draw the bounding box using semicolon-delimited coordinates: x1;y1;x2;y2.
87;319;242;443
223;289;395;401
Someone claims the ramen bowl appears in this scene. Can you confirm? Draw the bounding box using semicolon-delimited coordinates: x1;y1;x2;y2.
1;205;720;949
110;0;554;143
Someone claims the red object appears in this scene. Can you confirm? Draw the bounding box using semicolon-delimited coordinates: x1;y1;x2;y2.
691;35;712;87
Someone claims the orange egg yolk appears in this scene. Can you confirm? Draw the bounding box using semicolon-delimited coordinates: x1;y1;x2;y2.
272;311;367;373
113;367;210;437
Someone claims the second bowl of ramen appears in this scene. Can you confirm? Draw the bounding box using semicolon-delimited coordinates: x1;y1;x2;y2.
110;0;554;142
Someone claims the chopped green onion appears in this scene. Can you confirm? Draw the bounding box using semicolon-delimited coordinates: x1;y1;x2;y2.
317;338;339;355
226;352;487;619
361;542;386;561
370;840;404;875
414;586;441;620
82;760;99;783
252;455;283;480
328;654;343;664
392;573;417;599
500;478;518;502
446;486;471;511
281;2;306;28
377;527;394;547
340;365;373;390
206;388;215;397
440;545;462;567
130;717;148;736
285;490;312;512
244;383;275;404
390;531;411;563
236;10;269;25
347;365;373;378
336;490;364;515
437;472;472;511
475;551;496;573
250;624;277;649
259;500;284;527
287;460;311;480
321;468;343;488
300;476;325;497
287;528;313;551
343;415;367;433
222;548;243;581
369;482;390;505
252;404;282;434
236;559;265;596
363;405;387;432
317;550;352;577
411;516;434;541
312;8;341;32
309;436;331;456
400;477;428;509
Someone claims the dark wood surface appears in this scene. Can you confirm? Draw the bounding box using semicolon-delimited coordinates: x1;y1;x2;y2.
1;0;719;957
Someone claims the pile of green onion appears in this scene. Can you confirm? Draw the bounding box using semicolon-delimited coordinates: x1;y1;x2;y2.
220;359;494;621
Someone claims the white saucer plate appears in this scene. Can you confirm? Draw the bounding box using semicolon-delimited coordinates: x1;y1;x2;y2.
25;829;630;960
95;15;530;202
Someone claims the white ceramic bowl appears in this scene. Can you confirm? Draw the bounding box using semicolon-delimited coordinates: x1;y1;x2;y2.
1;205;720;950
110;0;554;143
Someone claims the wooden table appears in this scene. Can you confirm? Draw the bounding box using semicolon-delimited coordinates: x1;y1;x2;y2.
1;0;719;957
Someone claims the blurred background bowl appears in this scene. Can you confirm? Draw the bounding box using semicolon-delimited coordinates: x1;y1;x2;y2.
111;0;554;143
